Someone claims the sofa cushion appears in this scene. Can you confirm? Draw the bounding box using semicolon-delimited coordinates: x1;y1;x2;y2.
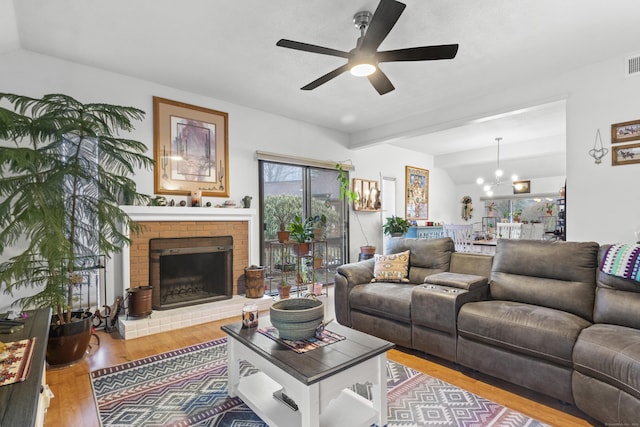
385;237;454;284
573;323;640;400
372;250;410;283
349;282;415;323
458;300;591;366
490;239;599;321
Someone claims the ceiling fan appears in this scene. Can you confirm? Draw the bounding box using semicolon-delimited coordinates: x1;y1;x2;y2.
276;0;459;95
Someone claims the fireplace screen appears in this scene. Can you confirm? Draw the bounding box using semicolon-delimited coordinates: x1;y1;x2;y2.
149;236;233;310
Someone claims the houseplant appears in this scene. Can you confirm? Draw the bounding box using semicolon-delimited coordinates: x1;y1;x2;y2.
383;215;411;237
287;215;313;255
0;93;153;365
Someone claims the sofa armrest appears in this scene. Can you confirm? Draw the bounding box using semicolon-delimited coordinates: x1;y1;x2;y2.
334;258;375;327
424;271;489;291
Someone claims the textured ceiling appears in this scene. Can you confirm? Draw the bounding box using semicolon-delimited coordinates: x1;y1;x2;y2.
6;0;640;183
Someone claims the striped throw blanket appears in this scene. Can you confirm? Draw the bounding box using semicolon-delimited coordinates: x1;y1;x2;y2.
601;244;640;282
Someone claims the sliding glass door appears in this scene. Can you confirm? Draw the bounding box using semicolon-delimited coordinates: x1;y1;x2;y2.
259;161;348;293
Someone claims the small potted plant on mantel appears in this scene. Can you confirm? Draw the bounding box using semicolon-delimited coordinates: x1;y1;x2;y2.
0;93;153;366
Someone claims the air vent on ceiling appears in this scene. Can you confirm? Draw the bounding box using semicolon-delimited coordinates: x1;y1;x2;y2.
625;53;640;77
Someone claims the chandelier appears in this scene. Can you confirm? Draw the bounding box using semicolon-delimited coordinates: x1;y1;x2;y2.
476;137;519;197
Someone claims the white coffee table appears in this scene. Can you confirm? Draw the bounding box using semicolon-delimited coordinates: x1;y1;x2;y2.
222;317;393;427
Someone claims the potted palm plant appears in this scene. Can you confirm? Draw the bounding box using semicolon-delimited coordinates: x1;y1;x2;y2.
0;93;153;366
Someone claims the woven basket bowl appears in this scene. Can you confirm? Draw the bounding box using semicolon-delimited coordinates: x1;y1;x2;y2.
270;298;324;340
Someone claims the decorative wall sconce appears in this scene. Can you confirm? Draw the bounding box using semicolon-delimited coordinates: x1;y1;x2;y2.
352;178;381;211
588;128;609;164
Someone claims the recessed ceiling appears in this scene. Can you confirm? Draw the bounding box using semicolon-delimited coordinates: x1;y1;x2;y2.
5;0;640;180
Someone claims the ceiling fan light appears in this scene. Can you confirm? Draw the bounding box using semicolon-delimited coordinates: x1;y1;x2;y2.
350;62;376;77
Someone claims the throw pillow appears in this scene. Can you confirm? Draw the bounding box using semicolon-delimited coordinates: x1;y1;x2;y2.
372;250;410;283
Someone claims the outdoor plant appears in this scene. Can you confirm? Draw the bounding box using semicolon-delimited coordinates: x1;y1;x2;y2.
0;93;153;323
383;215;411;236
264;194;300;239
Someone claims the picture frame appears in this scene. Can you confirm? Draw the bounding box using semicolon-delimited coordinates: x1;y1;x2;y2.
513;180;530;194
153;96;229;197
611;119;640;144
405;166;429;220
612;142;640;166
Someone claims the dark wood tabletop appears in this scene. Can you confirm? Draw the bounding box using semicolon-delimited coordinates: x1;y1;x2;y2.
221;317;394;386
0;308;51;427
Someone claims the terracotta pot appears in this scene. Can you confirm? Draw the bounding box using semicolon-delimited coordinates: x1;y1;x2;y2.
313;227;324;240
278;285;290;299
360;245;376;255
293;242;310;256
47;311;93;367
277;231;290;243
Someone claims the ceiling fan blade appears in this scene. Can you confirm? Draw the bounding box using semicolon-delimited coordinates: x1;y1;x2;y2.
276;39;349;58
377;44;459;62
360;0;406;52
368;68;395;95
301;64;350;90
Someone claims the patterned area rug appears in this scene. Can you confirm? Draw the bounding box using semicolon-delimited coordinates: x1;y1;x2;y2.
91;337;549;427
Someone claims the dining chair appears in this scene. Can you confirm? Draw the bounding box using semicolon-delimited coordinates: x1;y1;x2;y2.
443;224;474;252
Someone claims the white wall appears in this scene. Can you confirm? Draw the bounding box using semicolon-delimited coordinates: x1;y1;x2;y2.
0;49;450;311
566;57;640;244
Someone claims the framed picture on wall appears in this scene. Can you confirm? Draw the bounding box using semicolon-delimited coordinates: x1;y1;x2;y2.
611;119;640;144
153;96;229;197
612;142;640;166
405;166;429;220
513;180;531;194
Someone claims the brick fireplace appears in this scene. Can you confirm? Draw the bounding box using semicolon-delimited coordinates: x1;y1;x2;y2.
115;206;271;339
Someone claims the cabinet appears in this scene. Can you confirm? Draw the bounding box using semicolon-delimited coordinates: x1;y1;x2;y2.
0;308;52;427
405;226;444;239
266;240;328;297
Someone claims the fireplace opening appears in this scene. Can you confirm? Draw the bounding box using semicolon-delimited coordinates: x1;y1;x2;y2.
149;236;233;310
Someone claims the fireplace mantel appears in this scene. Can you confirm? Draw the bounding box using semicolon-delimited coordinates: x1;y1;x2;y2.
121;205;256;222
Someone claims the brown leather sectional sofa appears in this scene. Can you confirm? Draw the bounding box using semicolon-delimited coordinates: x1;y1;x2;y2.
334;237;640;426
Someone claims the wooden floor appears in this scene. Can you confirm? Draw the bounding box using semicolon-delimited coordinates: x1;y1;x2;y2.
44;315;596;427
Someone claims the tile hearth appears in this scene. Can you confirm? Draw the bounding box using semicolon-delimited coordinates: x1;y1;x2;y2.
118;294;273;339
